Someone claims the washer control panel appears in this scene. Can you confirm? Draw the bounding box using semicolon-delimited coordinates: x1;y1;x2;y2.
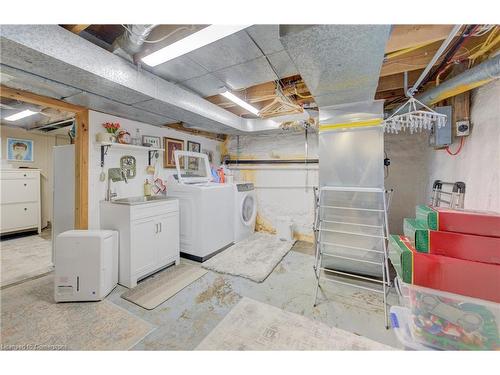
236;183;254;192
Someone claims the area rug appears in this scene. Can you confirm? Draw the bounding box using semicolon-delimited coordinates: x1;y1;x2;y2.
202;232;295;283
121;263;208;310
0;274;153;350
1;234;53;288
196;297;393;350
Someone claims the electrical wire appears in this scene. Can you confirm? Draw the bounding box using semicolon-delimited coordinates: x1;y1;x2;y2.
294;87;313;99
445;137;465;156
471;25;496;37
435;26;499;85
423;25;476;84
245;31;286;91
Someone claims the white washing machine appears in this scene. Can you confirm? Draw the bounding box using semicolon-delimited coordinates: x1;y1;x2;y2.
233;182;257;243
167;151;234;262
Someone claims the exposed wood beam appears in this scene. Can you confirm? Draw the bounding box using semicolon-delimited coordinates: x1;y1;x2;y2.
63;25;91;34
386;25;455;53
376;69;424;92
0;85;86;113
375;88;406;101
381;40;444;77
382;28;493;78
165;122;226;141
205;79;312;109
74;110;89;229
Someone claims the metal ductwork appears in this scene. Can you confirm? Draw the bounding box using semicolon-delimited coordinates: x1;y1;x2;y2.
416;54;500;105
279;25;391;108
0;25;312;134
112;24;157;58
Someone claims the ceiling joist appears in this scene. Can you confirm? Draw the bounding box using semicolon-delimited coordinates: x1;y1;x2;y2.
63;25;91;34
386;25;456;53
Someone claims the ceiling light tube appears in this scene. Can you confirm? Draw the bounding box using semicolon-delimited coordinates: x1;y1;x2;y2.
141;25;251;67
4;109;37;121
221;91;260;116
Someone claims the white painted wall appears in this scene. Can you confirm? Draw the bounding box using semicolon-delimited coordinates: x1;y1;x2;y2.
87;111;223;229
427;80;500;213
227;131;318;240
0;125;70;228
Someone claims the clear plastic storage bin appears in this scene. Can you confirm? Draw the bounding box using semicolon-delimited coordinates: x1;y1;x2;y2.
394;277;500;350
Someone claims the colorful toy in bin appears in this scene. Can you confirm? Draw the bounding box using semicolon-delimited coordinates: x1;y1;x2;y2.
408;287;500;350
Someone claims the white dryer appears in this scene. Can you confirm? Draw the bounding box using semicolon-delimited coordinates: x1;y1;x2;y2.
233;182;257;242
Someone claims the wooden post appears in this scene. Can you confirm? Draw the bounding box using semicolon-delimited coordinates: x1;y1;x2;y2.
74;110;89;229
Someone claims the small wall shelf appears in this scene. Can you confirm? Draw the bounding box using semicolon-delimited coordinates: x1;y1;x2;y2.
96;142;164;167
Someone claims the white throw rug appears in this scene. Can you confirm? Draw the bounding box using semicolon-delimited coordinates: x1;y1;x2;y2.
196;297;394;350
1;234;53;287
202;232;294;283
1;275;153;350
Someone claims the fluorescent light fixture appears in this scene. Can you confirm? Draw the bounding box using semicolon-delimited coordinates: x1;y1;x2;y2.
142;25;251;66
221;91;260;116
4;109;37;121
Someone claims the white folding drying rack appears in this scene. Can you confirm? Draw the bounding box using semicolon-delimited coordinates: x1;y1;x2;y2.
313;186;392;328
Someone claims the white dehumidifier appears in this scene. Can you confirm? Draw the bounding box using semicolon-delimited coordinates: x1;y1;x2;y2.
54;230;118;302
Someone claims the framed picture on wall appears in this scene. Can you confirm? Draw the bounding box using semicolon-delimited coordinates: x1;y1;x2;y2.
187;141;201;153
187;141;201;170
7;138;34;162
163;137;184;168
142;135;161;148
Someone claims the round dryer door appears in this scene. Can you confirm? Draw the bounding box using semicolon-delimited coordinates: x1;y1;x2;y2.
241;194;256;226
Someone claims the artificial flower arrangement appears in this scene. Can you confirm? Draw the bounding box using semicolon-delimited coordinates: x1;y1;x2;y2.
103;122;120;134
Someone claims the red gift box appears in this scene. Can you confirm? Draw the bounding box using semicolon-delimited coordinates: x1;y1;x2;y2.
429;230;500;265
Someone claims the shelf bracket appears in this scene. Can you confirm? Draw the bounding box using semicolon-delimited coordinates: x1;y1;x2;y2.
100;145;110;167
148;149;158;166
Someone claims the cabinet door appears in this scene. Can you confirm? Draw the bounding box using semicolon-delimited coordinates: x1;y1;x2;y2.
131;217;158;275
156;212;180;265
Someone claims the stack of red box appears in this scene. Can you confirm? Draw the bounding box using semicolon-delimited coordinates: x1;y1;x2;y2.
391;205;500;303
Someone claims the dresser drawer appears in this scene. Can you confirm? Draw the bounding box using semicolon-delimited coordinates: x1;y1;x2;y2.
1;178;39;204
0;170;39;180
130;200;179;221
0;202;39;232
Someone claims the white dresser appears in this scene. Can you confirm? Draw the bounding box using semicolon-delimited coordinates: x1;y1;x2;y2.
0;169;41;235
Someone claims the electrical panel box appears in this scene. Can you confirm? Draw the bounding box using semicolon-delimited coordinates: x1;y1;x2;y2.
456;120;471;136
429;106;452;147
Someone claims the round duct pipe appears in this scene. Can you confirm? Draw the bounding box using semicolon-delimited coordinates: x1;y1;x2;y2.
113;24;157;58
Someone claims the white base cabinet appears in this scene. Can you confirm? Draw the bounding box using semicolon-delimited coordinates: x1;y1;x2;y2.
1;169;41;235
100;199;180;288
